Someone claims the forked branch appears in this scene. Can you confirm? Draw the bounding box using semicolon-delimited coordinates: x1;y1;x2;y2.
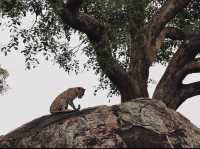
153;35;200;109
145;0;191;63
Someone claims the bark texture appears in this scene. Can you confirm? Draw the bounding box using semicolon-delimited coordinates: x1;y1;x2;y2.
1;98;200;148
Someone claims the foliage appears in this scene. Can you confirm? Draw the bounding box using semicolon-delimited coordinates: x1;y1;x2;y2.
0;0;71;69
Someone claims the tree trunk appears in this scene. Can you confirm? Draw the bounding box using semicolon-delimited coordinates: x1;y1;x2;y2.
123;0;150;101
1;98;200;148
92;32;140;103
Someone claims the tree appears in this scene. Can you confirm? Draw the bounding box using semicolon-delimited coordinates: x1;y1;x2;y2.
0;0;199;110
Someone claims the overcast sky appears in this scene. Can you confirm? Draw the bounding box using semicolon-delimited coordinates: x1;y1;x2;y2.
0;25;200;135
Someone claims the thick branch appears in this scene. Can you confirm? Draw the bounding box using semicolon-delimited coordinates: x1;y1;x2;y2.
164;27;200;41
180;61;200;79
49;0;103;41
48;0;133;100
153;35;200;110
150;0;191;30
163;27;186;40
145;0;191;63
180;81;200;101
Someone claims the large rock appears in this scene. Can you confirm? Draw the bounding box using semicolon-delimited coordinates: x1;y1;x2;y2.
0;136;3;141
0;98;200;148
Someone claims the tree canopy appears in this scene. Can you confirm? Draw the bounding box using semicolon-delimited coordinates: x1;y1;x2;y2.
0;0;199;109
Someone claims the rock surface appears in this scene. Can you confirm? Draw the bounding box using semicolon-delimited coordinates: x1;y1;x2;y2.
0;98;200;148
0;136;3;141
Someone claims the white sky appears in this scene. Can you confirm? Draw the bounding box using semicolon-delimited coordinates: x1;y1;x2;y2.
0;22;200;135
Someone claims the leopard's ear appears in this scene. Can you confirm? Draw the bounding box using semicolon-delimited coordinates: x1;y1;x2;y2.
77;87;85;91
75;87;82;94
81;87;86;93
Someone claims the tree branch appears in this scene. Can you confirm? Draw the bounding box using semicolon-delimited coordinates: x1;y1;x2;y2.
49;0;104;41
145;0;191;63
153;35;200;110
180;61;200;80
163;27;186;40
48;0;132;99
178;81;200;106
150;0;191;30
163;27;200;41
